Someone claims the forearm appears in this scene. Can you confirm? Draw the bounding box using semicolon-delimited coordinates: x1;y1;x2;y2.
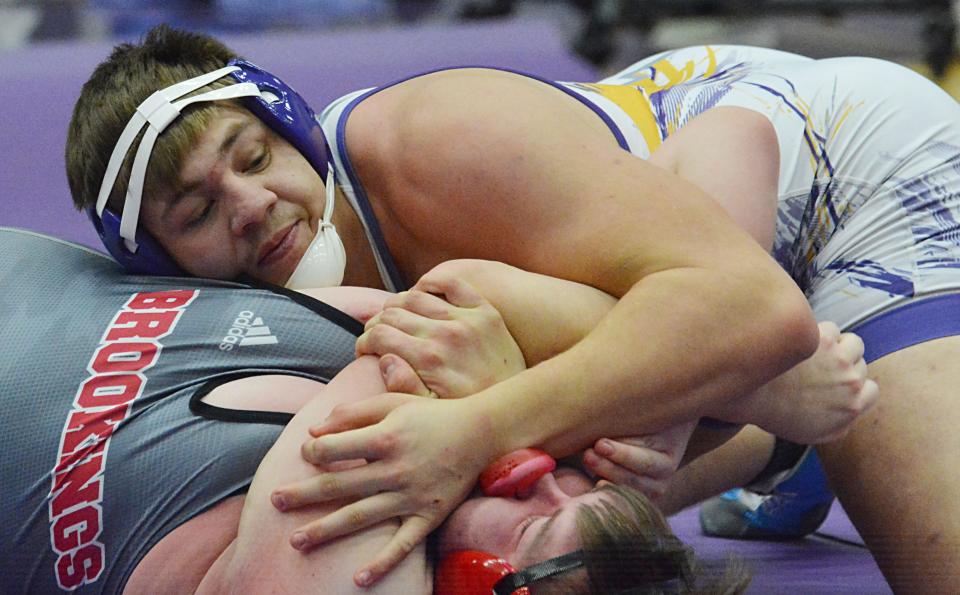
469;264;817;459
706;363;799;426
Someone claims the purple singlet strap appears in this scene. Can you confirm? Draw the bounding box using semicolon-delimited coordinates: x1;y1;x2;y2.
850;293;960;363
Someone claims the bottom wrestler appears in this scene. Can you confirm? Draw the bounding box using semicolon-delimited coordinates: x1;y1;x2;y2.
1;228;740;594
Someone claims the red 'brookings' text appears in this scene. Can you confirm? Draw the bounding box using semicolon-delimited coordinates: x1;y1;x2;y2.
48;290;197;590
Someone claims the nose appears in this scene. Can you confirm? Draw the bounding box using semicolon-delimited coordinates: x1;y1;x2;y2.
516;473;568;507
224;175;276;236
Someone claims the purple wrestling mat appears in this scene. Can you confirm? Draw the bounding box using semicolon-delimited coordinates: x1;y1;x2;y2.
671;501;890;593
0;17;889;592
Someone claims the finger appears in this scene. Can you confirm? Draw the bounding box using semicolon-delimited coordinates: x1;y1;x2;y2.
859;378;880;413
383;289;457;320
309;395;400;436
354;516;434;587
377;306;441;337
273;461;401;510
590;439;676;480
302;425;396;465
818;321;841;344
380;354;432;397
582;449;670;499
357;320;429;358
363;305;436;335
357;324;442;373
853;356;868;383
838;331;866;362
363;310;383;333
414;273;485;309
287;492;404;550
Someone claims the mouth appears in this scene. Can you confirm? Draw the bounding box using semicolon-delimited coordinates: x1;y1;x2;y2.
257;222;299;268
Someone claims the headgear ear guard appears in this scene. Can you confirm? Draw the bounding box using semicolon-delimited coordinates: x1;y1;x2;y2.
435;547;688;595
435;549;585;595
479;448;557;498
89;58;333;278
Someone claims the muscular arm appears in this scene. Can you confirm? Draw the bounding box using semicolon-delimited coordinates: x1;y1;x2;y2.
198;360;430;594
281;72;817;582
399;104;786;425
351;69;818;457
193;290;428;593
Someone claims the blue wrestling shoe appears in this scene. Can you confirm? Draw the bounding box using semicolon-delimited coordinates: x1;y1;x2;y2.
699;446;835;539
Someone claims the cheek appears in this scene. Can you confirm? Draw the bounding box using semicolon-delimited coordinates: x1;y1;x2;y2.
167;234;236;279
437;500;520;556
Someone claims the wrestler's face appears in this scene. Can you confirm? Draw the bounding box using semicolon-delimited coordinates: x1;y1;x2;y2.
437;467;611;568
141;108;330;285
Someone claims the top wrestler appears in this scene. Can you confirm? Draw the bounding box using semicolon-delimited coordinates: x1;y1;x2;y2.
67;25;959;591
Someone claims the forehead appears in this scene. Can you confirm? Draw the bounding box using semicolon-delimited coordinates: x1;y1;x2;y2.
182;107;258;164
159;107;261;197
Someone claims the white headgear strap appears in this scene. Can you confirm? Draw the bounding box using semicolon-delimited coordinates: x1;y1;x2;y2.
95;65;262;252
284;167;347;289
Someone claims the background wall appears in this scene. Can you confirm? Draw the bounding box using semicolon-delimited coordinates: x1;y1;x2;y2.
1;0;957;247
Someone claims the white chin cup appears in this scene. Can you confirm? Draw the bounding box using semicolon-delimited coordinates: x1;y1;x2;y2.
285;169;346;289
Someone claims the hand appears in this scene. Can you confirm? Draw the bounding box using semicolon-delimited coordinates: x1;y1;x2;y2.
357;273;526;399
270;394;497;587
720;321;879;443
581;420;696;504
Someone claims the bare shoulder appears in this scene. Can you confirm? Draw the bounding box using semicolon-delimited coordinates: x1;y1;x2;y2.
345;68;613;178
341;68;628;280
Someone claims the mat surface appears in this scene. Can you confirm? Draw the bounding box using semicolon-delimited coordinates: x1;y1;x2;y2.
671;501;891;593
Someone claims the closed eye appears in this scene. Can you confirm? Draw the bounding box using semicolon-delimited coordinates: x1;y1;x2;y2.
246;146;270;173
185;200;214;229
518;516;541;539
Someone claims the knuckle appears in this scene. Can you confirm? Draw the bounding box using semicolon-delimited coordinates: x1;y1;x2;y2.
434;324;463;345
367;324;392;345
372;432;399;455
321;475;345;496
301;440;321;462
420;346;444;370
395;537;418;556
347;508;367;528
386;291;410;308
378;307;400;326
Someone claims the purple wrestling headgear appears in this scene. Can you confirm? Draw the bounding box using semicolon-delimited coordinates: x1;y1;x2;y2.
88;59;331;276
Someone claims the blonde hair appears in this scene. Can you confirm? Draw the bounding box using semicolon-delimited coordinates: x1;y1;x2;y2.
530;484;751;594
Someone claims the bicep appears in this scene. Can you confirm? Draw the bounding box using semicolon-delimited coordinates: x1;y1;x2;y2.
649;106;780;251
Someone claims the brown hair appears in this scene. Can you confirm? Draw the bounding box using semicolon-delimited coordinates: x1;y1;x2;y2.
530;484;750;594
66;24;239;214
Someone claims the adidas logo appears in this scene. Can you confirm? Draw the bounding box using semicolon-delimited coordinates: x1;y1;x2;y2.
220;310;278;351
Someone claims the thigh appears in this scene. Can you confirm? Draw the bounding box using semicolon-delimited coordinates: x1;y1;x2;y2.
819;336;960;593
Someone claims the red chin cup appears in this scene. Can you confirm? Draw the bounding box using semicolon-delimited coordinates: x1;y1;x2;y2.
479;448;557;498
434;550;530;595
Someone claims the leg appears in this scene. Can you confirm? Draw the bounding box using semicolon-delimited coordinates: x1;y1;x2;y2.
819;336;960;593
